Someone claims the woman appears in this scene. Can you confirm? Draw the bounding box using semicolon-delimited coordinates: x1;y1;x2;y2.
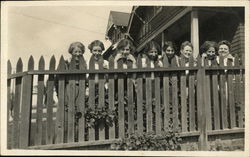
142;40;163;68
162;41;179;66
217;40;234;66
88;40;109;70
180;41;195;67
200;41;219;66
114;38;137;69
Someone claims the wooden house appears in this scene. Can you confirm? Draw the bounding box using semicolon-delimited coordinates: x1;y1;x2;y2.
127;6;244;58
103;11;130;60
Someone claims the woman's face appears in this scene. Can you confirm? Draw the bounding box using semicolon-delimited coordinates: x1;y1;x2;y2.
181;45;193;59
92;46;102;60
206;47;216;60
148;46;158;60
218;44;230;57
71;47;83;60
120;45;131;57
164;46;175;58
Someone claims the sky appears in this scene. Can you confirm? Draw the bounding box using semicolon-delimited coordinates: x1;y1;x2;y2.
6;5;132;71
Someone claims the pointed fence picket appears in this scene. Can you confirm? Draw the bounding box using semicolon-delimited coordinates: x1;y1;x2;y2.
35;56;45;145
46;56;56;144
19;56;34;148
55;56;66;144
12;58;23;149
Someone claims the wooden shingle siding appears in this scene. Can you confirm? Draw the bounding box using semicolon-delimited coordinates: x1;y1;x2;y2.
231;23;244;57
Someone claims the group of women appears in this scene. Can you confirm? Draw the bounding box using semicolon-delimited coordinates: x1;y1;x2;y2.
66;38;234;71
53;38;235;141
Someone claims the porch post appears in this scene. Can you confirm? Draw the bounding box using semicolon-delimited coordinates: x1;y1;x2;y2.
191;9;199;58
161;32;165;52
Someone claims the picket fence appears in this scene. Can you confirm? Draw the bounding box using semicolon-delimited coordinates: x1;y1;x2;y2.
7;54;245;150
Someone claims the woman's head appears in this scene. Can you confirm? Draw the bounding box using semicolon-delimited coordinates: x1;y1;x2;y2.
116;39;135;58
68;42;85;60
144;41;161;61
180;41;193;59
200;41;218;60
163;41;177;59
218;40;231;57
88;40;105;60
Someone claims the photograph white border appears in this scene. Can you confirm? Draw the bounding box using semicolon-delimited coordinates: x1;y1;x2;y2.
1;1;249;156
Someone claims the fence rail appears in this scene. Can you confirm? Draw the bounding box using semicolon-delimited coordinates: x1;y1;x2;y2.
7;55;245;150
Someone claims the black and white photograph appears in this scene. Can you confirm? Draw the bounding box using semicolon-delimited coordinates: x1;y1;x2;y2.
1;1;249;156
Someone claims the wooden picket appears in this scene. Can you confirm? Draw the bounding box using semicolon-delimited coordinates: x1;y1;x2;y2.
197;56;207;150
204;59;212;131
67;57;77;142
171;57;179;132
127;60;134;135
35;56;45;145
46;56;56;144
136;55;143;134
6;54;245;150
188;56;196;131
108;56;115;139
12;58;23;148
55;56;66;144
227;60;236;128
234;55;244;128
154;61;161;134
219;56;228;129
77;56;87;141
19;56;34;148
88;56;96;141
117;59;125;138
180;56;187;132
145;57;153;132
211;59;220;130
98;57;105;140
163;56;170;131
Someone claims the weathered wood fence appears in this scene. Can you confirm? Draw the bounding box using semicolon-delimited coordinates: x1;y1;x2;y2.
7;54;245;150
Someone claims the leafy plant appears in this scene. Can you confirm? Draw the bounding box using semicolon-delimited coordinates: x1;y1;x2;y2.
209;139;244;151
110;131;182;151
84;106;117;129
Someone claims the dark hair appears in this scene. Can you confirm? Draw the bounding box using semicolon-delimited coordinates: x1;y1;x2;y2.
218;40;231;50
200;41;218;55
68;42;85;54
163;41;177;53
116;39;135;54
180;41;193;50
88;40;105;52
144;41;161;55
